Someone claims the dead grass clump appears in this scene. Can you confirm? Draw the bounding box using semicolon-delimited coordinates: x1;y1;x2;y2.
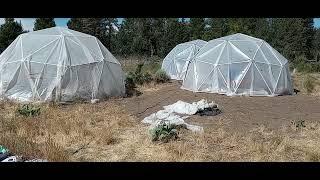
156;122;320;162
162;129;228;161
303;74;316;93
306;151;320;162
0;133;44;159
292;72;320;95
44;136;70;162
96;128;118;145
165;142;193;161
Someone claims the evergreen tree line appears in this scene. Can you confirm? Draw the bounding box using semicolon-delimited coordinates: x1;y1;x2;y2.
66;18;320;63
1;18;320;66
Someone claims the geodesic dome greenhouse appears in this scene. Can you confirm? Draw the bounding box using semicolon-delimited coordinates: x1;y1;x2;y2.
161;39;207;80
182;33;293;96
0;27;125;102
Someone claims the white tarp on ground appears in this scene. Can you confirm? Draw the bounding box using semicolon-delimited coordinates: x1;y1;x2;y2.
182;33;293;97
0;27;125;102
161;40;207;80
142;99;218;132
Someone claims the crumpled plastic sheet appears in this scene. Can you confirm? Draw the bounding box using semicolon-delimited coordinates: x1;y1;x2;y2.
142;99;218;132
163;99;217;115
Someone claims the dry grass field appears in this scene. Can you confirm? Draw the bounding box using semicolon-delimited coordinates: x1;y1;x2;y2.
1;57;320;162
2;95;320;162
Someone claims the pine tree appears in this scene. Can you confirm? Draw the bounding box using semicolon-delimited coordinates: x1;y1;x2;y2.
102;18;118;51
114;18;136;55
116;18;185;57
204;18;228;40
119;18;164;56
300;18;315;59
132;18;151;55
67;18;119;51
269;18;285;53
226;18;243;34
67;18;102;37
158;18;189;57
148;18;166;56
0;18;24;51
189;18;205;40
275;18;300;60
269;18;314;61
67;18;84;32
254;18;271;42
179;19;191;42
80;18;102;37
33;18;56;31
313;28;320;61
226;18;255;36
201;18;270;42
115;18;191;57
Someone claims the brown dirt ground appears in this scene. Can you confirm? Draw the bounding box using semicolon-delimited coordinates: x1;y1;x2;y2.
121;81;320;134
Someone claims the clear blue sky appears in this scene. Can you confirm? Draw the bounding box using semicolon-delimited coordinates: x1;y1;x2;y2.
55;18;70;27
313;18;320;28
54;18;124;26
54;18;124;28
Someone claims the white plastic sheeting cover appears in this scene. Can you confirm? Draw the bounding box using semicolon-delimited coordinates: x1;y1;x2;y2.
142;99;217;132
1;156;20;162
182;33;293;96
161;39;207;80
0;27;125;102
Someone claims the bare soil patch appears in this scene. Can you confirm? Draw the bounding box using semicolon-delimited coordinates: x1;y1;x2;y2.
123;81;320;134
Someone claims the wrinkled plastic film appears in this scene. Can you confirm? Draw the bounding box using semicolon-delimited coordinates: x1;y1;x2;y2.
181;33;293;96
0;27;125;102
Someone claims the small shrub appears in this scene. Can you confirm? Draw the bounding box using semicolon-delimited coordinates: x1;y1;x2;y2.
128;63;147;85
294;55;308;64
125;73;136;96
150;121;179;143
126;63;158;86
142;72;153;84
134;63;145;85
303;74;316;93
142;60;161;74
291;119;306;129
17;104;41;117
296;63;313;73
154;69;170;83
292;55;320;73
135;63;144;74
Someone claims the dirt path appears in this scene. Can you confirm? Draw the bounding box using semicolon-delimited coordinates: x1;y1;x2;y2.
121;81;320;134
